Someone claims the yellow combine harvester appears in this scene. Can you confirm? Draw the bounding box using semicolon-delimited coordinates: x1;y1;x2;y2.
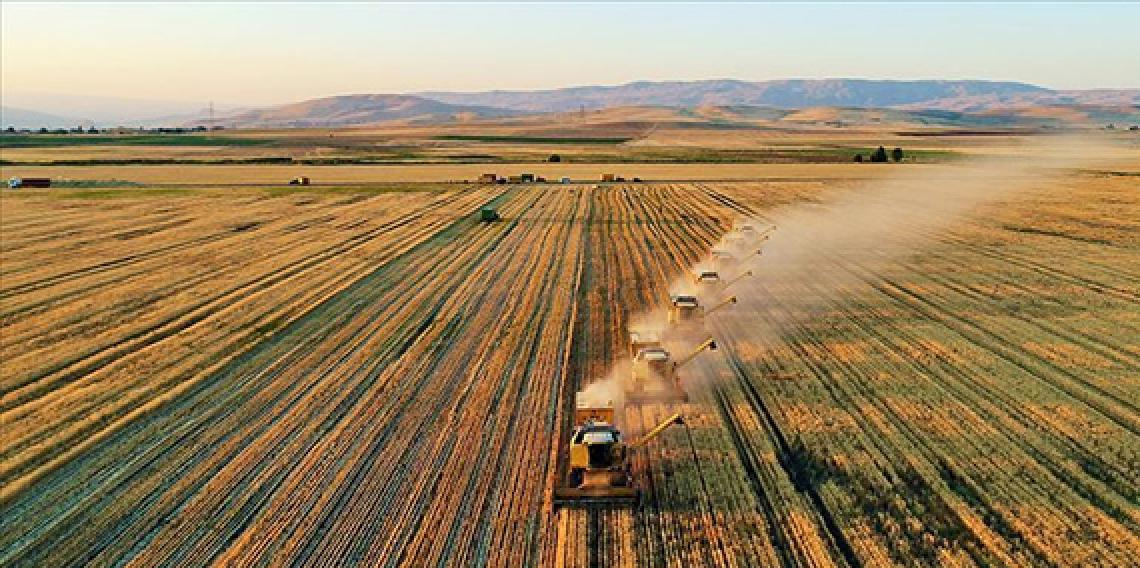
693;269;723;289
692;269;752;295
628;337;718;403
710;248;739;267
554;394;685;507
668;294;701;324
712;248;765;270
628;329;663;357
724;234;747;249
734;222;776;240
723;224;775;256
668;294;737;329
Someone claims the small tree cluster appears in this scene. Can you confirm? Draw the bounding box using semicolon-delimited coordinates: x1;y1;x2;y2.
857;146;904;163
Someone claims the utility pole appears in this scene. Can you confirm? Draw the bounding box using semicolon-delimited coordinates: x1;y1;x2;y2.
208;101;215;126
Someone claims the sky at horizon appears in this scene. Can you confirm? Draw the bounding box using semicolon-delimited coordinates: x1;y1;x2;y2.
3;2;1139;108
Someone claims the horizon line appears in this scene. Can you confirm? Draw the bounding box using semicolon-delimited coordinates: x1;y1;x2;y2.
6;76;1140;109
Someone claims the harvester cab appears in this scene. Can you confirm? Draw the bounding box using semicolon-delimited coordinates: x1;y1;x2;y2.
628;338;718;404
632;347;672;380
628;330;663;358
629;346;675;403
693;270;722;290
727;224;776;252
554;393;685;507
667;294;701;325
733;223;776;245
724;234;746;250
711;248;736;263
668;294;737;330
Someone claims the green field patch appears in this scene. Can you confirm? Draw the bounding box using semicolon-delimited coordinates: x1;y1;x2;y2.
0;134;274;148
616;146;961;164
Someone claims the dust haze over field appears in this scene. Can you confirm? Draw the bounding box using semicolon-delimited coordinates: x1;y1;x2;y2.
5;2;1140;563
3;136;1139;566
635;138;1117;395
585;136;1115;406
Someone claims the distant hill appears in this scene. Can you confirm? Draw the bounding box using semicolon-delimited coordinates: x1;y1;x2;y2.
218;94;523;128
1;106;88;129
13;79;1134;130
687;104;1140;129
1;93;219;127
420;79;1139;113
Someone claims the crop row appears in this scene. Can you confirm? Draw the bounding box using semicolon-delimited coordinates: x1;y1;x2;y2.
2;176;1136;567
550;176;1137;567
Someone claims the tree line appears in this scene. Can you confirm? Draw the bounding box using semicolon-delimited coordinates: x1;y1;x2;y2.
854;146;904;163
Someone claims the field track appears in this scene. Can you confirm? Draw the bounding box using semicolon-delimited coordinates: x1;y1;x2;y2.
1;175;1137;567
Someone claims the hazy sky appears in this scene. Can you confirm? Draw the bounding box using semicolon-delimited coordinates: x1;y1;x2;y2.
3;2;1138;106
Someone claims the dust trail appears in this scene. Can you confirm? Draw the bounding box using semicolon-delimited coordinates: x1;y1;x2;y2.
710;136;1112;341
632;136;1116;395
576;361;631;427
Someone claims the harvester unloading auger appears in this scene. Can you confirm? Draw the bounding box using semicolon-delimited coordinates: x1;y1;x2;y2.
722;270;752;292
627;337;718;404
554;394;686;507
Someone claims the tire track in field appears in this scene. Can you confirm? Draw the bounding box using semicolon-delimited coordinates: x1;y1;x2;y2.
1;187;499;488
0;201;353;319
0;188;523;567
0;191;474;412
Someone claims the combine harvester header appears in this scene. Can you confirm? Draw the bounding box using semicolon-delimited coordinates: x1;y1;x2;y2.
554;394;685;507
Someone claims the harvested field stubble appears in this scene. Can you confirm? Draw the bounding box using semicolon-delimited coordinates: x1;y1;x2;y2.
546;148;1140;567
1;157;1138;567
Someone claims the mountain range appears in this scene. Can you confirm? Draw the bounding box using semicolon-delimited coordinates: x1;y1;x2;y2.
4;79;1138;129
1;106;86;130
219;94;521;129
421;79;1083;112
222;79;1140;128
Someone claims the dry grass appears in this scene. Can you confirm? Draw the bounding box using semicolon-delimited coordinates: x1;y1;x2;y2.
1;136;1137;567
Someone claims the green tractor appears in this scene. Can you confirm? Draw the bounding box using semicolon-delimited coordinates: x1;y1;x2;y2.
480;207;501;222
